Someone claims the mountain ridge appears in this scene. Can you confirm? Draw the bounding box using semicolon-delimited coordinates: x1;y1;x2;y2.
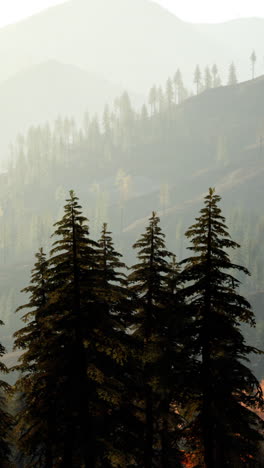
0;0;259;91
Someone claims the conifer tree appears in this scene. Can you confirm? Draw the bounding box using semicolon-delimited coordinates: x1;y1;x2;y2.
103;104;111;136
47;190;99;467
0;323;12;468
204;66;212;90
194;65;202;94
166;78;174;107
157;86;165;113
180;188;264;468
228;62;238;85
94;223;135;466
250;50;257;79
211;64;218;88
148;86;157;115
173;69;183;104
14;192;99;467
156;254;192;468
129;212;184;468
13;248;55;467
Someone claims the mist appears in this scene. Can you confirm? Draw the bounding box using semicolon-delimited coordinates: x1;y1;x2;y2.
0;1;264;466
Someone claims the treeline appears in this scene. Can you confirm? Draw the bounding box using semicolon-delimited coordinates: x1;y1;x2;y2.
6;55;259;188
0;188;263;467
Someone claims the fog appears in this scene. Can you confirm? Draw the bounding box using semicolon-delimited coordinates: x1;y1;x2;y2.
0;1;264;466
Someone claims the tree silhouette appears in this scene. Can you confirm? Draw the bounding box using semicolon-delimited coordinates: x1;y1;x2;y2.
194;65;202;94
173;69;183;104
148;85;157;115
204;66;212;90
250;50;257;79
180;188;264;468
228;62;238;85
211;64;221;88
166;78;174;107
0;322;12;467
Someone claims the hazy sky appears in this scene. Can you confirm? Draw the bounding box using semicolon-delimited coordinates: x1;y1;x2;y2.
156;0;264;22
0;0;264;28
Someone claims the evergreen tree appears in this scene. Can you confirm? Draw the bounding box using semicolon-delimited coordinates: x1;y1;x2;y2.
94;223;135;466
15;192;99;467
204;66;212;90
13;248;55;467
228;62;238;85
211;64;219;88
194;65;202;95
158;86;165;113
251;50;257;79
173;69;183;104
148;86;157;115
180;188;264;468
166;78;174;107
103;104;111;136
129;212;184;468
47;190;99;467
0;323;12;468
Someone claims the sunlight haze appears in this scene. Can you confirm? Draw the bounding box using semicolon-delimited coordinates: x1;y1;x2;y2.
155;0;264;22
0;0;264;28
0;0;65;27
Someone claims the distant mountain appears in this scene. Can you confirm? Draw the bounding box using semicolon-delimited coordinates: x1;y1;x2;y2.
0;0;263;162
0;0;260;94
0;60;138;161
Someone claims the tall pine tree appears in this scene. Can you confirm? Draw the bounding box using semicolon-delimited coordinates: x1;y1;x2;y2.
14;192;99;467
94;223;135;466
129;212;184;468
180;188;264;468
13;248;53;467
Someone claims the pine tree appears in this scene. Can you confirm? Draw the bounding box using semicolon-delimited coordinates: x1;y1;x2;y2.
148;86;157;115
156;254;192;468
14;192;99;467
103;104;111;136
250;50;257;79
156;86;164;113
173;69;183;104
129;212;184;468
94;223;135;466
211;64;219;88
180;188;264;468
228;62;238;85
204;66;212;90
13;248;55;467
194;65;202;95
0;322;12;468
47;190;99;467
166;78;174;107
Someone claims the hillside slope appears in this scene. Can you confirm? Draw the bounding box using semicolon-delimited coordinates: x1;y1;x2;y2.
1;74;264;377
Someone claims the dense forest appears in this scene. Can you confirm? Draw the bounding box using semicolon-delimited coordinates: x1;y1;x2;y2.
1;68;264;372
0;188;263;467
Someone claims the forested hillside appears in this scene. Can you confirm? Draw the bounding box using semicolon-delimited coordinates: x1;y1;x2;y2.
0;0;262;166
0;60;136;161
1;73;264;381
